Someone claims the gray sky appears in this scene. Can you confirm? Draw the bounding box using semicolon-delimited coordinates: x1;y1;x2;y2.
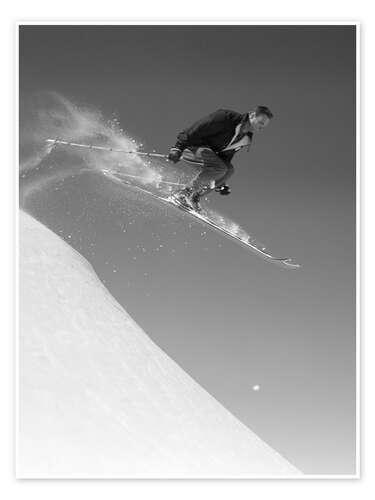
19;25;356;474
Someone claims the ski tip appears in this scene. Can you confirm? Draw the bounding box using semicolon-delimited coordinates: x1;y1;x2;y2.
281;258;301;269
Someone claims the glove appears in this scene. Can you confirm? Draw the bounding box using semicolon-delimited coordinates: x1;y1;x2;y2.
168;147;183;163
215;184;231;195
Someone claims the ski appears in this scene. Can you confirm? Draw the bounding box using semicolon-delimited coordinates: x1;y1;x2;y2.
166;198;300;269
101;169;300;269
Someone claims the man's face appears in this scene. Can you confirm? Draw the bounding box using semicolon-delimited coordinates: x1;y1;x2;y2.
249;113;270;132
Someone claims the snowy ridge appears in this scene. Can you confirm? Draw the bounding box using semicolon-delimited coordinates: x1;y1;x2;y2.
18;211;300;478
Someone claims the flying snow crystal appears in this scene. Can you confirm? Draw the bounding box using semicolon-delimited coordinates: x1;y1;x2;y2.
19;92;172;206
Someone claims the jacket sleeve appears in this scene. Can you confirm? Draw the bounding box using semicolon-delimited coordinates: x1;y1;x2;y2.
174;109;241;150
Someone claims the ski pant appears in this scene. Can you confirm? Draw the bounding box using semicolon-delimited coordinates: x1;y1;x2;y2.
181;147;234;193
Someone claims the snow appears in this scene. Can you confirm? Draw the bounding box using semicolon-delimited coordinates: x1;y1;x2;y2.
18;211;300;478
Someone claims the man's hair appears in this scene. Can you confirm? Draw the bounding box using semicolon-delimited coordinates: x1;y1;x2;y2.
254;105;273;119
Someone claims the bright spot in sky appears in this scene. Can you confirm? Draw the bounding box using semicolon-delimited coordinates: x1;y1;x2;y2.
252;385;260;391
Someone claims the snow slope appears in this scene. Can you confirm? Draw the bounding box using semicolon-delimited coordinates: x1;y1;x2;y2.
18;211;300;478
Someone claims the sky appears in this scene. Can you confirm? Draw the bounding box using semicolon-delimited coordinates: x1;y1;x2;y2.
19;24;356;474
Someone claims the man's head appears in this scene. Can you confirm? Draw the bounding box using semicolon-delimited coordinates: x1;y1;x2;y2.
248;105;273;132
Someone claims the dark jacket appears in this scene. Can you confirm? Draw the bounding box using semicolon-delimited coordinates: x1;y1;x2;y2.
174;109;252;162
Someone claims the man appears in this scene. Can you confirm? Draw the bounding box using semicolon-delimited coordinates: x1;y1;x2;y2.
168;106;273;211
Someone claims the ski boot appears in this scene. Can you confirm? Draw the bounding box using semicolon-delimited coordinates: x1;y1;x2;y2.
172;187;195;210
190;191;203;212
189;185;212;212
172;187;203;212
215;184;231;195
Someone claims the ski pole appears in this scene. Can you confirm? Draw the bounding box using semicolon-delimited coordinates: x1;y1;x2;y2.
45;139;169;159
101;169;185;187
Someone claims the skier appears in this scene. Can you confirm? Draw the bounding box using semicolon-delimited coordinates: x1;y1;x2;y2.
168;106;273;211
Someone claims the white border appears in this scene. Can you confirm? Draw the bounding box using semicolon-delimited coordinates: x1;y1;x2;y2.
18;20;358;25
14;20;359;481
14;20;20;483
356;22;361;479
